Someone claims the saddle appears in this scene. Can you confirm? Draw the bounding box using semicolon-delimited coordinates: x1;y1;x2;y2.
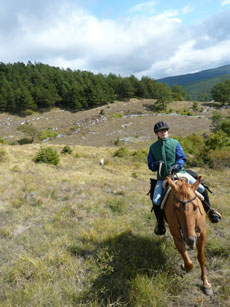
160;173;205;209
147;173;204;210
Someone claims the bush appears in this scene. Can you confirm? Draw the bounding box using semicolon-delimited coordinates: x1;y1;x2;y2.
219;118;230;134
111;113;123;119
192;101;199;111
75;153;81;158
0;138;7;144
177;108;195;116
114;137;121;146
107;198;126;214
17;123;39;143
19;109;33;116
0;149;7;163
61;145;73;155
208;148;230;169
113;147;130;158
18;137;33;145
177;133;206;166
39;129;59;141
205;131;230;150
131;149;148;163
33;147;60;165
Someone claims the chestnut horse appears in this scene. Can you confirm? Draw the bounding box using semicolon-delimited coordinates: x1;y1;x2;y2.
164;176;213;295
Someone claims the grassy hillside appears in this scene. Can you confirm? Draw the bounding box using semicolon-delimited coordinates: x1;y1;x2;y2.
157;65;230;100
0;144;229;306
183;74;230;100
157;65;230;86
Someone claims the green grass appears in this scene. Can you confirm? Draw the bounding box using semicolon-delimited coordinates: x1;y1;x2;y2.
0;145;229;306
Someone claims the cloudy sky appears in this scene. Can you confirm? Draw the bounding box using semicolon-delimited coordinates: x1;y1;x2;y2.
0;0;230;79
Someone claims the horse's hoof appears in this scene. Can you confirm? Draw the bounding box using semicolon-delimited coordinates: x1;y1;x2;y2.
203;287;213;296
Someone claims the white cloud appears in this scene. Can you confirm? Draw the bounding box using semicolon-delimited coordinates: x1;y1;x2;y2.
221;0;230;6
129;1;156;15
182;4;193;14
0;0;230;78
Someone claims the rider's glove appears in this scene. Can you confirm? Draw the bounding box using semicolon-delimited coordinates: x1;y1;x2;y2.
170;164;181;173
155;160;164;168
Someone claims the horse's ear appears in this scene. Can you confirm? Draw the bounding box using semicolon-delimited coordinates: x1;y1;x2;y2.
167;177;179;191
192;176;201;190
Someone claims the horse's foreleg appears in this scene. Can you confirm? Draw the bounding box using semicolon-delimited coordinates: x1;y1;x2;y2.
196;234;213;295
173;235;193;272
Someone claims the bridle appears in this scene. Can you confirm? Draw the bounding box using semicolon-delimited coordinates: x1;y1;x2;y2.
173;189;202;246
173;194;197;209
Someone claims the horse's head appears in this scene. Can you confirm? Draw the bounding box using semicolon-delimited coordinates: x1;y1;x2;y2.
167;176;202;249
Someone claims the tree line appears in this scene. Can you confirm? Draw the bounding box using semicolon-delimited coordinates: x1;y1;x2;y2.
0;62;229;114
0;62;187;113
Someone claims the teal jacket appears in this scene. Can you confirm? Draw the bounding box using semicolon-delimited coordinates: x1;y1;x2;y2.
148;137;186;180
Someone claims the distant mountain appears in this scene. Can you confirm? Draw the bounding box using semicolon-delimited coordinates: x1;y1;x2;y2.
183;74;230;100
157;65;230;86
157;65;230;100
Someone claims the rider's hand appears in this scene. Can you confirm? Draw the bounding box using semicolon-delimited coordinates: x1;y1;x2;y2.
155;160;164;168
170;164;181;174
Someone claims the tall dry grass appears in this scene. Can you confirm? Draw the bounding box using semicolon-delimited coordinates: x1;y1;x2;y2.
0;144;229;306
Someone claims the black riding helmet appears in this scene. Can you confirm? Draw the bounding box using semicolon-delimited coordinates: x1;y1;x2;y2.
154;121;169;133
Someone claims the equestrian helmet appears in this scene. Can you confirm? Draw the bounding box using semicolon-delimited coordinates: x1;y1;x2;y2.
154;121;169;133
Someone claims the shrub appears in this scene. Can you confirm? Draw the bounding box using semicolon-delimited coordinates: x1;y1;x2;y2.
177;134;206;166
179;134;205;154
113;147;130;158
207;148;230;169
192;101;199;111
17;123;39;143
219;118;230;134
114;137;121;146
0;149;7;163
18;137;33;145
61;145;73;155
75;153;81;158
107;198;126;214
205;131;230;150
131;149;148;163
177;108;195;116
33;147;60;165
100;109;105;115
111;113;123;119
0;138;7;144
20;109;33;116
39;129;59;141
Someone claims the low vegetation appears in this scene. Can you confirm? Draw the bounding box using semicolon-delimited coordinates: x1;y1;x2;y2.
177;111;230;168
33;146;60;165
0;144;229;306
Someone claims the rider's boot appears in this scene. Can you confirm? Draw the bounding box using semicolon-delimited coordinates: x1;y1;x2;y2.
153;205;166;235
201;189;221;223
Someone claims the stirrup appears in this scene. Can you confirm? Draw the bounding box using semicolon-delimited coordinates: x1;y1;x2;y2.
207;208;222;219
